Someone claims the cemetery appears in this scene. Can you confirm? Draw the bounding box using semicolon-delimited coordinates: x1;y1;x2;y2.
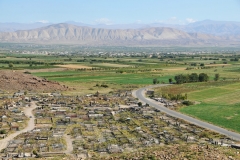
0;89;239;159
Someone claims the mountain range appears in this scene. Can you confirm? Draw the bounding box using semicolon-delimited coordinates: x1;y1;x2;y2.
1;20;240;35
0;20;240;46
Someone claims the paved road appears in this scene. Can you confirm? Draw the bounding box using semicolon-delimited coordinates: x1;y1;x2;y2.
133;84;240;141
0;101;38;151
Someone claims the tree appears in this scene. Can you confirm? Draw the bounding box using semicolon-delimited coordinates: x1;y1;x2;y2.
137;102;142;107
8;63;13;68
0;129;6;134
153;78;158;84
214;73;220;81
189;73;199;82
199;73;209;82
184;93;188;100
174;74;187;84
174;74;184;84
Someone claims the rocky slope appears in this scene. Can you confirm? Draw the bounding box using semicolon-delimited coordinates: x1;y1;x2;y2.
0;70;67;92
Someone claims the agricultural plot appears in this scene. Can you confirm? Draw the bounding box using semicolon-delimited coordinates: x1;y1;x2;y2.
91;63;131;68
55;64;93;69
155;81;240;133
181;103;240;133
33;71;173;85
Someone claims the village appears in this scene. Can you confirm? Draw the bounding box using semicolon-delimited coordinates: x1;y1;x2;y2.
0;89;239;159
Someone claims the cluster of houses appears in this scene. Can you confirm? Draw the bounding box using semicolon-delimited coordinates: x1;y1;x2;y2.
0;90;239;159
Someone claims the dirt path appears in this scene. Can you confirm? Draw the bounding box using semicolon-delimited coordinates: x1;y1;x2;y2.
0;102;38;151
63;134;73;154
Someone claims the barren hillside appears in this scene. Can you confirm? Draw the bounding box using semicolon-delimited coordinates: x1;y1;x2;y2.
0;70;67;92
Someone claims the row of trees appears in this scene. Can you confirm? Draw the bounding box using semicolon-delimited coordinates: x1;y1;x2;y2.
174;73;209;84
153;72;220;85
0;60;64;65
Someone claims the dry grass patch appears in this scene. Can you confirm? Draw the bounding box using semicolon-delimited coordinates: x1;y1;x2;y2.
205;64;231;67
163;67;186;71
23;68;68;73
55;64;92;69
93;63;131;67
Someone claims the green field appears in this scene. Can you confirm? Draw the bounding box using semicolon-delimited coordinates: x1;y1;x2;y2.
33;71;173;85
181;103;240;132
155;81;240;133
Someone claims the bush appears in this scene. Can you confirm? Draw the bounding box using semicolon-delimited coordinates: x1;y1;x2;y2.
0;130;6;134
23;71;31;74
138;102;142;107
199;131;210;138
101;84;108;88
182;101;194;106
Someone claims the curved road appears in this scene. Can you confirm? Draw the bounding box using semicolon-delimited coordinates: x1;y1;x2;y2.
0;101;38;151
133;84;240;141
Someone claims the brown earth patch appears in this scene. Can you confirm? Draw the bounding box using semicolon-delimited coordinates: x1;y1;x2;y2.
0;70;67;92
205;64;231;67
93;63;130;67
225;116;233;120
55;64;92;69
23;68;68;73
163;67;186;71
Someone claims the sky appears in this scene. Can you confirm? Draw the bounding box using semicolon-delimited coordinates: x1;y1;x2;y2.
0;0;240;24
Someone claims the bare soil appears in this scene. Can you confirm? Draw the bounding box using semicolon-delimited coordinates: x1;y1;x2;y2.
0;70;67;92
23;68;68;73
163;67;186;71
55;64;92;69
205;64;231;67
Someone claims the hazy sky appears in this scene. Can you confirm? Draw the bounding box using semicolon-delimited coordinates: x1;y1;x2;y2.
1;0;240;24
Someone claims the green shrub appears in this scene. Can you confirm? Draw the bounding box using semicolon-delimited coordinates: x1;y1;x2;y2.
0;130;6;134
182;101;194;106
